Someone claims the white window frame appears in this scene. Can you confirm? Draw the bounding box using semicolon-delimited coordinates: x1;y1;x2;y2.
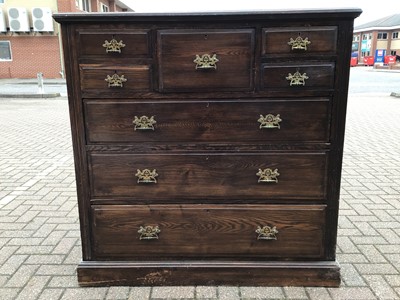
80;0;90;12
0;41;12;61
377;32;388;40
101;3;109;12
392;32;399;39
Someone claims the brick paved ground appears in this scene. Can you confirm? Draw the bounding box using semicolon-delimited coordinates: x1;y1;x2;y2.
0;92;399;299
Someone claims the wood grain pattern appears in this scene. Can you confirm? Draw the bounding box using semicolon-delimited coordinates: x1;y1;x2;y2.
262;26;337;55
261;63;335;90
89;152;327;200
84;99;330;144
79;64;151;92
78;30;150;58
158;29;254;92
77;260;340;287
54;8;361;286
91;204;325;259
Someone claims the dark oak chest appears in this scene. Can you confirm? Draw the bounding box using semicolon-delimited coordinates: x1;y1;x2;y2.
54;9;361;287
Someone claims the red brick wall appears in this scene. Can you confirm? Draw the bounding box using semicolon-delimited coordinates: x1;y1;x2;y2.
58;0;81;13
0;0;129;78
0;35;61;78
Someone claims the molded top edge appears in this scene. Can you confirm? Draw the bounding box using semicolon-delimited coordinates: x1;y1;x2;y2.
53;8;362;23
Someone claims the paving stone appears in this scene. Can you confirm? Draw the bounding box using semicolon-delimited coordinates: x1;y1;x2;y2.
0;246;18;265
357;245;388;263
240;286;285;299
0;255;27;275
53;238;78;256
376;228;400;244
328;287;377;300
0;275;9;286
364;275;399;300
60;287;109;300
25;254;65;265
337;253;368;263
32;223;58;237
151;286;195;299
0;288;20;300
283;286;308;299
4;264;39;287
385;275;400;287
217;286;240;300
128;286;151;300
305;287;332;300
36;265;77;276
106;286;130;299
15;245;54;255
15;276;51;300
48;275;80;288
196;286;217;299
354;263;398;275
37;288;64;300
337;236;359;253
340;263;367;286
41;231;67;246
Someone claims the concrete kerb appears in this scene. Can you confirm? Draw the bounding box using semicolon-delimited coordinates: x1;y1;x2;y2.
0;93;61;98
0;78;67;98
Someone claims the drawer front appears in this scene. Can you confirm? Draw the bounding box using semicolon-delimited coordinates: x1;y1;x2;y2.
85;99;330;143
78;30;150;57
89;153;327;200
91;204;325;259
158;29;254;92
80;65;151;93
261;63;335;90
262;26;337;55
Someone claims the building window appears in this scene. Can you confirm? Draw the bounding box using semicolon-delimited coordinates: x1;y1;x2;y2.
377;32;388;39
353;35;360;42
101;4;109;12
0;41;12;61
361;51;370;57
393;32;399;39
362;33;372;40
0;0;5;3
81;0;90;12
390;50;397;55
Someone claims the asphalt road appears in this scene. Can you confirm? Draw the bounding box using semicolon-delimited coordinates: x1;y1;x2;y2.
349;67;400;95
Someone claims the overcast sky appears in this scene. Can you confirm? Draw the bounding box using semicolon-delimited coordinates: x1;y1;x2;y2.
121;0;398;26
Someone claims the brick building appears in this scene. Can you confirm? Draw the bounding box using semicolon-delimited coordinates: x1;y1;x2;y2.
0;0;132;78
352;14;400;64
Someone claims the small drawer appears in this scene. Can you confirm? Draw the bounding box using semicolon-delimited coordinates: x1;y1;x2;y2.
261;63;335;90
89;152;327;201
80;65;151;94
78;30;150;57
91;204;325;259
157;29;254;92
262;26;337;55
84;99;330;144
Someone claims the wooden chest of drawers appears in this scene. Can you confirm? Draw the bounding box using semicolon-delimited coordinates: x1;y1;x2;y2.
54;9;361;287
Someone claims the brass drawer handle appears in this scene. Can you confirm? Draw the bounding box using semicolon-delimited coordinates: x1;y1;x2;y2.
256;225;278;240
257;168;279;183
105;73;127;88
138;225;160;240
135;169;158;184
286;69;309;86
288;34;311;51
194;54;219;69
133;116;156;131
258;114;282;129
102;38;126;53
